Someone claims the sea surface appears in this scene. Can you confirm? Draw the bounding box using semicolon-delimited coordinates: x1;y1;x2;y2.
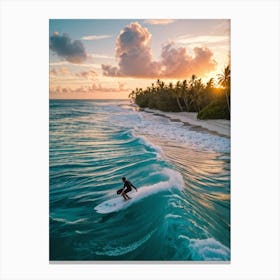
49;99;230;261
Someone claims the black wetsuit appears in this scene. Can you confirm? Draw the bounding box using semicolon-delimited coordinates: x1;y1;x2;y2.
123;180;135;193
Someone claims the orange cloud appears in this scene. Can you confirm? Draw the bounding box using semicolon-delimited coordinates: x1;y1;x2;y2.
102;22;216;79
50;82;131;95
50;67;98;80
75;70;98;80
49;67;71;76
160;43;216;78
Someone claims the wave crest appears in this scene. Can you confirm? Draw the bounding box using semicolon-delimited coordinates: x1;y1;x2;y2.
189;237;230;261
95;230;156;256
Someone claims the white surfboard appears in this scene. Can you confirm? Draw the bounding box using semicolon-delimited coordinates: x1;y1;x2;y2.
94;191;139;214
94;176;178;214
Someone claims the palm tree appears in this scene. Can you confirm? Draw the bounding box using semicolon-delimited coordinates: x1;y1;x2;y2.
188;74;197;111
174;81;184;112
156;79;165;93
217;65;230;113
203;77;215;107
181;79;190;111
193;78;205;111
217;65;230;88
206;77;214;90
190;74;197;87
129;90;136;100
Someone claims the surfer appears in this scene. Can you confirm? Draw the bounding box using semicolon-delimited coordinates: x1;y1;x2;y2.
119;177;137;200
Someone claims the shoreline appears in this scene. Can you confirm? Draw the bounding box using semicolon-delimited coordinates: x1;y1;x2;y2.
140;107;230;138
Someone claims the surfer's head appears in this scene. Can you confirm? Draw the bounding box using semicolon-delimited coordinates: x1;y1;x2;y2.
122;177;126;182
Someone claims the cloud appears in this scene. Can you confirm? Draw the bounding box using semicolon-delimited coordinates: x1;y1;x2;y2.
50;32;87;63
144;19;176;25
50;82;131;95
49;61;101;69
75;70;98;80
90;53;115;59
160;43;216;78
102;22;160;78
213;20;230;35
81;35;112;40
49;68;57;76
102;64;121;76
49;61;71;66
49;67;71;76
89;82;131;92
175;35;228;46
102;22;216;79
49;67;98;81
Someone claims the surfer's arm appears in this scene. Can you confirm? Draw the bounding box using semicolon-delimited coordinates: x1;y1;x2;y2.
131;184;137;191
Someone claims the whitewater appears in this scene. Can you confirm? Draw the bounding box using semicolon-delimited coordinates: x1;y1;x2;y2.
49;99;230;261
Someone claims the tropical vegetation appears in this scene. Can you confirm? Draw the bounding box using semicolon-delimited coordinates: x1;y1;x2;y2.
129;65;230;120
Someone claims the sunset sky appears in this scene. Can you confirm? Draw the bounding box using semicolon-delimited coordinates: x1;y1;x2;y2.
49;19;230;99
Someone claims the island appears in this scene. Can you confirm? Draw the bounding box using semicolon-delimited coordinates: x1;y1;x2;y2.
129;65;230;121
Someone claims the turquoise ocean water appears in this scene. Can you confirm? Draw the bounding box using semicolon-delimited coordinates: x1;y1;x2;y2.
49;99;230;261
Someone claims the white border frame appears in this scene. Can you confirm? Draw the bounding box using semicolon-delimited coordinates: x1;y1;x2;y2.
1;0;279;279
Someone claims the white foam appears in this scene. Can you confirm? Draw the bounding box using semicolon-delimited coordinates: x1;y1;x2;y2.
94;168;184;214
188;237;230;261
165;213;182;219
95;229;155;256
75;229;93;235
133;133;163;156
50;216;88;225
109;107;230;153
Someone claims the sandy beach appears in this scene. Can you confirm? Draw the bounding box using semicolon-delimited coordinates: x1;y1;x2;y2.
142;108;230;138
